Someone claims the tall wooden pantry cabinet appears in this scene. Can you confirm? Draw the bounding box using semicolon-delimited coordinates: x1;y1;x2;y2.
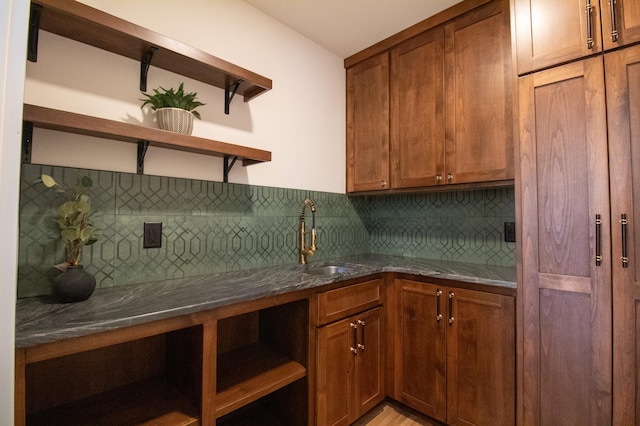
514;0;640;423
606;44;640;425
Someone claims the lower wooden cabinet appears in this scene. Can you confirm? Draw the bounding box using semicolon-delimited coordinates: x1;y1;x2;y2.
316;279;384;426
392;279;515;425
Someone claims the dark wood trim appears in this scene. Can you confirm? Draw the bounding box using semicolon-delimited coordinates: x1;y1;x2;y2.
394;272;517;297
348;180;514;196
24;310;214;364
15;349;26;426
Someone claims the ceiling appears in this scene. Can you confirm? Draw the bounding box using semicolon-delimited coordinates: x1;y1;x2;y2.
244;0;463;58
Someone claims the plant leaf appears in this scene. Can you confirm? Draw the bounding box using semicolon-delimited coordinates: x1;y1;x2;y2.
41;174;57;188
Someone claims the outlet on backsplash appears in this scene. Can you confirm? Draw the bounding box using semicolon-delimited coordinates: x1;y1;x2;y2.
504;222;516;243
144;222;163;248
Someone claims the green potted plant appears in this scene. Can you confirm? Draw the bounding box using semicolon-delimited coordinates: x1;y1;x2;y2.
41;174;97;302
140;82;206;135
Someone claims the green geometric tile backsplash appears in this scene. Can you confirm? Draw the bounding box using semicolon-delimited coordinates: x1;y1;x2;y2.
17;164;514;298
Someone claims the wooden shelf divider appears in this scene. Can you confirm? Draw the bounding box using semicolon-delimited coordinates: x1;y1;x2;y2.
215;343;307;418
27;377;200;426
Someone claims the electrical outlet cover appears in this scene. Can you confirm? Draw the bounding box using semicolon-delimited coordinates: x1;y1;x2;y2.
144;222;162;248
504;221;516;243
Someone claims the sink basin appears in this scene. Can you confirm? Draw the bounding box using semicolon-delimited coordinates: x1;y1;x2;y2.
303;265;355;276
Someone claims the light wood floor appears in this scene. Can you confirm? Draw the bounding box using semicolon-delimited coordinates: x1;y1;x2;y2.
354;401;442;426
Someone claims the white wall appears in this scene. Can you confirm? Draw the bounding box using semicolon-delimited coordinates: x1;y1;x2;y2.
0;0;29;422
24;0;347;193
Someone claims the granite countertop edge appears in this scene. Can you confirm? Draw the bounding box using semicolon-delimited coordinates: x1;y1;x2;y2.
15;254;516;348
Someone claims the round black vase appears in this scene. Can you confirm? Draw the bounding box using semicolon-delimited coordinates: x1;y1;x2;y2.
52;265;96;303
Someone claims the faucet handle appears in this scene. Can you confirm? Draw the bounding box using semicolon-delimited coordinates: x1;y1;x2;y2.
311;228;318;251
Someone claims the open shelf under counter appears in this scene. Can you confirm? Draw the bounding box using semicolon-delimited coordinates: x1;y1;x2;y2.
215;343;307;419
27;377;200;426
23;103;272;166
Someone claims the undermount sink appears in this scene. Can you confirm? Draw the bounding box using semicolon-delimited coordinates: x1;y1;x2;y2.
303;265;355;276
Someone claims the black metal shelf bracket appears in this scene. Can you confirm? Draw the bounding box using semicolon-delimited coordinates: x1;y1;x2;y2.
223;155;238;183
224;79;243;114
140;47;158;92
27;4;42;62
137;140;150;174
22;121;34;164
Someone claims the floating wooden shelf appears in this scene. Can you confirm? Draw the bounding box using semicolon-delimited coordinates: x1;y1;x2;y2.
27;377;200;426
30;0;272;103
215;343;307;418
23;103;271;168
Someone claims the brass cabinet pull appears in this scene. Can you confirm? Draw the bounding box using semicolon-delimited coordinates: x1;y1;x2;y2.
381;180;387;188
436;175;442;184
621;214;629;268
436;289;443;322
586;0;595;49
448;291;454;325
610;0;619;42
595;214;602;266
350;322;358;354
357;319;365;351
447;173;453;183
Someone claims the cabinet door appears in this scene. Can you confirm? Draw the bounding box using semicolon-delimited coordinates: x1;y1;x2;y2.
446;288;515;426
444;0;514;185
353;307;384;420
514;0;603;75
393;279;447;422
606;43;640;424
316;317;354;426
518;57;612;425
602;0;640;50
346;53;390;193
390;27;445;189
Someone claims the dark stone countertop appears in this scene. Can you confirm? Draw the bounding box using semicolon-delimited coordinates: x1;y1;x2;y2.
15;254;516;348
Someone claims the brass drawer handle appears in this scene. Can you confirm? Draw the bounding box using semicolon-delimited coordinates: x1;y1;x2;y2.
436;289;443;322
621;214;629;268
586;0;595;49
357;319;365;351
610;0;619;42
595;214;602;266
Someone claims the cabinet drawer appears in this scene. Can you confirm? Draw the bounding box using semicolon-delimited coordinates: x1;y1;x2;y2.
317;279;381;325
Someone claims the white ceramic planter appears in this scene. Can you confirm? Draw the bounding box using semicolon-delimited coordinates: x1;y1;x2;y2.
156;107;194;135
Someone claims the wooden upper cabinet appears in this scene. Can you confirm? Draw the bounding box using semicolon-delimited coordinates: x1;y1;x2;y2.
601;0;640;50
346;53;390;193
390;27;445;189
518;57;612;424
514;0;603;74
515;0;640;75
606;43;640;425
347;0;514;193
444;0;514;185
